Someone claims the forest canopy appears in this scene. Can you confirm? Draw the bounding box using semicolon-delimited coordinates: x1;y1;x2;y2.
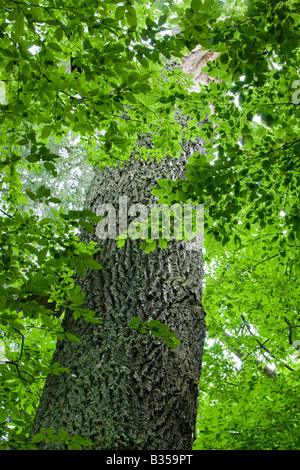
0;0;299;450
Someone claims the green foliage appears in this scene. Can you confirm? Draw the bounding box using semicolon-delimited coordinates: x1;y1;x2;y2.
129;316;181;349
0;0;299;450
182;0;299;450
30;427;94;450
194;350;300;450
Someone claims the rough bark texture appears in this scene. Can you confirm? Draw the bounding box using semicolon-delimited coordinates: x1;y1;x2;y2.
31;140;206;450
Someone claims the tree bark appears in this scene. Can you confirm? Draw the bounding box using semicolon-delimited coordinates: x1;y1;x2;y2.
30;140;206;450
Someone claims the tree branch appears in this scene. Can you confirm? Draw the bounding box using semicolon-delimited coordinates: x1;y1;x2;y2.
222;331;277;380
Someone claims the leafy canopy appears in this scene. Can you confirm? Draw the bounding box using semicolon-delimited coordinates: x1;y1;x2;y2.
0;0;299;450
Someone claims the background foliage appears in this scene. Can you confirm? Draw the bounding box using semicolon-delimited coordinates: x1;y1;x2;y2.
0;0;299;450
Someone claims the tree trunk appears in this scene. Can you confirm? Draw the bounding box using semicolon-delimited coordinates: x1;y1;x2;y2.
30;142;206;450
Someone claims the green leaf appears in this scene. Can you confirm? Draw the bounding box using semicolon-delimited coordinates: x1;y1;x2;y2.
68;443;82;450
31;433;45;443
17;138;29;145
44;162;56;173
22;64;30;78
14;14;24;38
115;5;125;20
41;314;54;329
8;320;25;330
65;332;81;343
79;220;94;232
220;53;229;65
145;240;156;253
39;217;54;225
76;263;86;278
74;437;94;447
81;209;95;218
83;259;102;270
41;126;52;139
59;428;68;441
48;197;61;204
137;56;149;68
125;4;137;26
158;238;168;249
191;0;202;13
158;14;167;27
36;185;47;198
26;154;40;163
0;408;8;423
123;92;137;104
87;215;103;223
54;28;64;41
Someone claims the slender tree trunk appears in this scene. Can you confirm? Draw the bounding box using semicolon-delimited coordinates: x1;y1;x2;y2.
30;142;206;450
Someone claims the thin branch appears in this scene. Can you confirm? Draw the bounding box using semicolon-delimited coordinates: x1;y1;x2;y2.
241;339;270;363
0;207;15;220
284;317;293;346
241;315;295;373
12;328;25;363
0;25;19;49
240;253;279;272
222;331;277;380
